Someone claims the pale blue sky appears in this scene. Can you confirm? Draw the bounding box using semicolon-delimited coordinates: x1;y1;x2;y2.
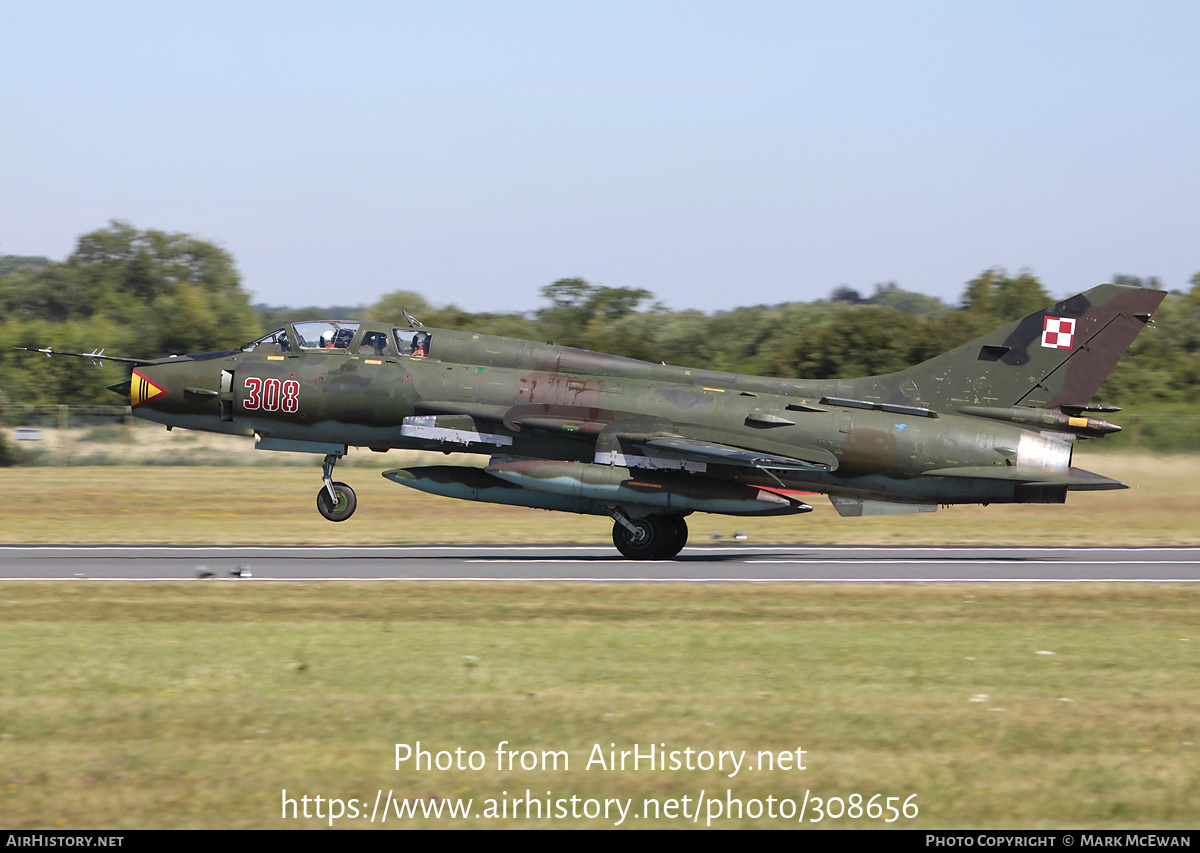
2;0;1197;312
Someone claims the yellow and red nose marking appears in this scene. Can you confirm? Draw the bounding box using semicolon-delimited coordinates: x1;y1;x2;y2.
130;370;168;409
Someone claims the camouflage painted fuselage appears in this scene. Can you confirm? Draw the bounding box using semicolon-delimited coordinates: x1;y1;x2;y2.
129;284;1165;516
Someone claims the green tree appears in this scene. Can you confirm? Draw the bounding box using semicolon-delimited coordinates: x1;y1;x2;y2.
960;267;1051;323
867;282;949;318
768;306;942;379
68;220;243;302
66;222;260;358
0;222;261;404
0;255;52;275
1112;274;1162;290
829;285;865;304
536;278;654;343
0;262;99;322
366;290;435;327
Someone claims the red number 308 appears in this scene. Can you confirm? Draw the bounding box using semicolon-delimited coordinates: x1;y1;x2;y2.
243;377;300;413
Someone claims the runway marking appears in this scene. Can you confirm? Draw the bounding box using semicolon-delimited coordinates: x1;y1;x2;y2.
457;559;1200;566
6;577;1200;583
6;546;1199;582
743;560;1200;565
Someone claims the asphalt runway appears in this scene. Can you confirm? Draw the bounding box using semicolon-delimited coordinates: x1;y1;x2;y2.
2;545;1199;582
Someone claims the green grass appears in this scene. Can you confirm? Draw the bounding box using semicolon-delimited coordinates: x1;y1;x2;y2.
2;451;1197;828
2;450;1199;545
1;583;1196;829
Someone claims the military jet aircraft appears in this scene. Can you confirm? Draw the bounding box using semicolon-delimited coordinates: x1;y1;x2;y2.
16;284;1165;559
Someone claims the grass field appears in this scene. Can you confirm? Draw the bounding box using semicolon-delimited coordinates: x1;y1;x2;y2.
0;450;1197;829
1;448;1199;545
0;583;1196;829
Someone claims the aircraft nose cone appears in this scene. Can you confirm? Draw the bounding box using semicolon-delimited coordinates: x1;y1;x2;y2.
130;370;168;409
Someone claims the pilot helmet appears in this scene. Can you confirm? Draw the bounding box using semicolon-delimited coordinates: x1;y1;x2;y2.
320;330;334;347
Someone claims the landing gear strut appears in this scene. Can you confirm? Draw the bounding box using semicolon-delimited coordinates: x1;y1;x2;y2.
316;453;357;522
610;511;688;560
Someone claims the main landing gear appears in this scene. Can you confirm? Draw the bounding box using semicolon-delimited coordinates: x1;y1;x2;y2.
317;453;357;522
610;511;688;560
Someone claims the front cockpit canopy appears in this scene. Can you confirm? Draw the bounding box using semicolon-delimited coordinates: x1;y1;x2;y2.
241;329;293;353
294;321;360;350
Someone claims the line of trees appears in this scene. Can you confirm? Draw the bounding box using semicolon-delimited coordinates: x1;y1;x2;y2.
360;269;1200;410
3;221;1198;414
1;222;260;406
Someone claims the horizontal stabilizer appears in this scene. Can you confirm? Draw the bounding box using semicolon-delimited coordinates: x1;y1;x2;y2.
922;466;1127;490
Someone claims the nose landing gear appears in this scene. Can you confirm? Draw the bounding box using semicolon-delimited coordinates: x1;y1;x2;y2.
317;453;357;522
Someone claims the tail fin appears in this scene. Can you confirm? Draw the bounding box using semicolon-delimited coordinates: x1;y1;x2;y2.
864;284;1166;412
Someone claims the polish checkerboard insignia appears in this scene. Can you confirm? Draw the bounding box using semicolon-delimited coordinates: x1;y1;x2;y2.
1041;316;1076;349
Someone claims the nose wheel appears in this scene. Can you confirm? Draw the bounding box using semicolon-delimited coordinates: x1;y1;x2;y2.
317;481;357;521
317;453;357;522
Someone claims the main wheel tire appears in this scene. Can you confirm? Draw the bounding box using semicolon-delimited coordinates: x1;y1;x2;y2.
662;515;689;557
612;517;654;559
316;481;357;522
612;515;688;560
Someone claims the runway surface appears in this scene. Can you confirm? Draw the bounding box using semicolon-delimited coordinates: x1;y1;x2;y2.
2;545;1199;581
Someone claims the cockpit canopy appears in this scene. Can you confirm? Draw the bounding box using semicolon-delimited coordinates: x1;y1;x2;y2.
241;322;432;358
293;321;360;350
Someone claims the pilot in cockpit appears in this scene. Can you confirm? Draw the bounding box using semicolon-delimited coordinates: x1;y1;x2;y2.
320;328;354;349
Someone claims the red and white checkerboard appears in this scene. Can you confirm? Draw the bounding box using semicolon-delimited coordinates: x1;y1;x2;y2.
1041;316;1076;349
